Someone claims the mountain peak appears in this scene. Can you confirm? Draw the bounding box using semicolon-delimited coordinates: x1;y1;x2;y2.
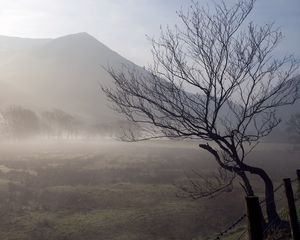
53;32;98;42
38;32;106;57
72;32;92;37
36;32;130;66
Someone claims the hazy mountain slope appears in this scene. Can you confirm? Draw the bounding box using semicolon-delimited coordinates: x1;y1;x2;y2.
0;33;298;141
0;33;135;123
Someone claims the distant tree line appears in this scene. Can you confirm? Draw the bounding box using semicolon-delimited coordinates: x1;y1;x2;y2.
287;112;300;144
0;105;139;140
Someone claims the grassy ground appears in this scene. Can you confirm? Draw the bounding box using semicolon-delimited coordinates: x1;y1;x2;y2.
0;140;298;240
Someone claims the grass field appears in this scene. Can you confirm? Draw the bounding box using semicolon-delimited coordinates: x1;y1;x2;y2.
0;140;298;240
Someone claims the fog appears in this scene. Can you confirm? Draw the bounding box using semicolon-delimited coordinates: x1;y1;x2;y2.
0;136;298;239
0;104;142;142
0;3;299;238
0;33;146;143
0;33;131;123
0;33;299;144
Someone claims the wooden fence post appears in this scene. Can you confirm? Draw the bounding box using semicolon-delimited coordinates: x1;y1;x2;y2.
283;178;300;240
246;196;263;240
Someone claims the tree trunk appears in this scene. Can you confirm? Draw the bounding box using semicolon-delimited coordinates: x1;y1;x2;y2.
235;170;267;228
243;164;281;223
237;171;254;196
260;171;280;223
199;143;280;223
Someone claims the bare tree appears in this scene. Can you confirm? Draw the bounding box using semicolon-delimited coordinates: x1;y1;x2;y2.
41;109;79;138
102;0;299;224
1;105;40;139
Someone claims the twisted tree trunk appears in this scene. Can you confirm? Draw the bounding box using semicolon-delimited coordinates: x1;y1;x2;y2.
242;163;281;223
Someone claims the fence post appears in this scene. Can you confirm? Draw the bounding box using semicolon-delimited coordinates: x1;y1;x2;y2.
246;196;263;240
283;178;300;240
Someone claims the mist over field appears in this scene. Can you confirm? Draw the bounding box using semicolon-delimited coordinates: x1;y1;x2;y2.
0;139;298;239
0;0;300;239
0;33;145;142
0;31;299;240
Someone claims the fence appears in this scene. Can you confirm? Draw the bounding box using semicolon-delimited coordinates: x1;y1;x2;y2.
212;169;300;240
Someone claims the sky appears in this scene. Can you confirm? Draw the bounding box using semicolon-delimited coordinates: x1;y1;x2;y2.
0;0;299;66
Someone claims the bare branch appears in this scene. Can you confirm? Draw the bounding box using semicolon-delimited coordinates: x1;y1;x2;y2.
102;0;299;223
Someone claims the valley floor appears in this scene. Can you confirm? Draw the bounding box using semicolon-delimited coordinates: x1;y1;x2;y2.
0;140;298;240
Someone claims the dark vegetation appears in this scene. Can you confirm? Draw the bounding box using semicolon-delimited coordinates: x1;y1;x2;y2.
0;105;139;139
0;141;298;240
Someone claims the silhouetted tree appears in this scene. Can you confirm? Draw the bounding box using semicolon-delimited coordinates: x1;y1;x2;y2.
41;109;79;138
102;0;300;225
1;105;40;139
0;112;7;138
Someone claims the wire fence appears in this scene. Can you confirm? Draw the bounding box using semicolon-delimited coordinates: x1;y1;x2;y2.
211;177;299;240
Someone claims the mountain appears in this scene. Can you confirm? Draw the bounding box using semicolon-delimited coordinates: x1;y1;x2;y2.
0;32;299;141
0;32;135;123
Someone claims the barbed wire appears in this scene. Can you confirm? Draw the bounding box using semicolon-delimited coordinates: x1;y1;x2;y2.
131;178;298;240
211;177;299;240
262;193;288;235
212;214;247;240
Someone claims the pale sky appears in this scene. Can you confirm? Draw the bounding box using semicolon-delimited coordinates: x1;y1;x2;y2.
0;0;299;66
